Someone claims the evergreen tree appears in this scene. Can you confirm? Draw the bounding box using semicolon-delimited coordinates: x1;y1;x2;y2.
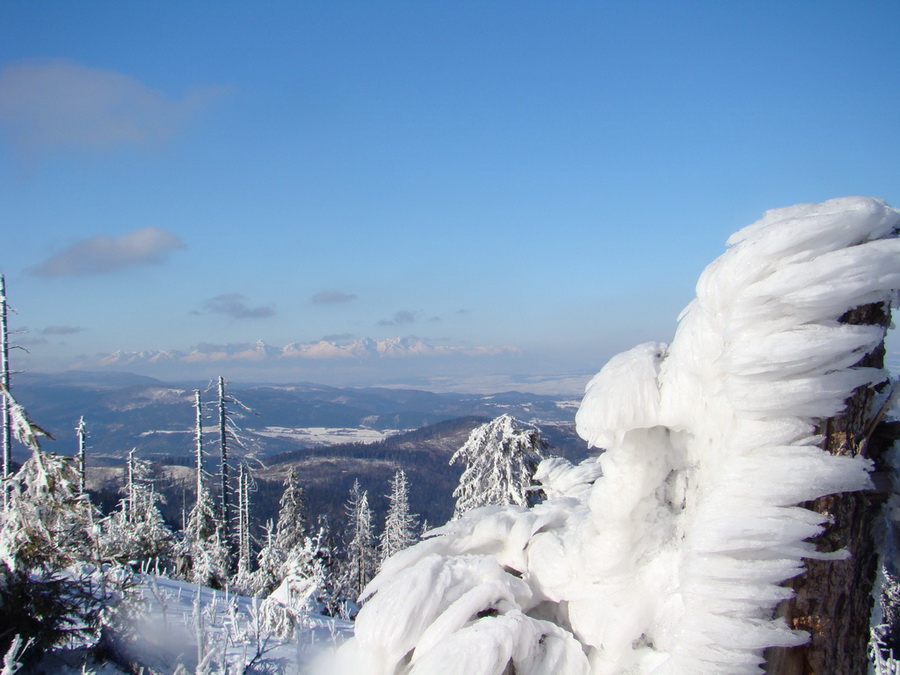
311;514;346;617
252;467;307;596
261;527;329;638
0;289;134;667
379;469;417;565
99;450;173;568
343;479;377;600
183;483;231;589
0;447;96;572
449;414;548;518
0;385;91;572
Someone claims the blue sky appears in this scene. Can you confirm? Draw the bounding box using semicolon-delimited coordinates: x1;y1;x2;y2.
1;2;898;392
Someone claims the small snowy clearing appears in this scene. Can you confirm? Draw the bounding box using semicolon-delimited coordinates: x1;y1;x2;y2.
254;427;406;446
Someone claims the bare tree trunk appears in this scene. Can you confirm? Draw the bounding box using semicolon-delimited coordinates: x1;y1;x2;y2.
766;302;900;674
194;389;204;497
218;376;230;541
1;275;11;511
126;448;136;525
237;462;251;573
76;416;86;496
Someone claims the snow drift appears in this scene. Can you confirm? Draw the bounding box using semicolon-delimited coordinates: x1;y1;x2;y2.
328;197;900;674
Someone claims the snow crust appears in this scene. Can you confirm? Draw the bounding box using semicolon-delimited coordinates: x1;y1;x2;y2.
329;197;900;674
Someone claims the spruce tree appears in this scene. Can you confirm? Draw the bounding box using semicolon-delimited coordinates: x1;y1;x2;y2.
99;450;173;568
343;479;377;600
252;467;307;596
379;469;417;564
183;483;230;589
0;384;86;572
449;414;547;518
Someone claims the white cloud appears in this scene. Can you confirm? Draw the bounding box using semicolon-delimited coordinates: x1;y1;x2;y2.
0;59;227;162
30;226;185;276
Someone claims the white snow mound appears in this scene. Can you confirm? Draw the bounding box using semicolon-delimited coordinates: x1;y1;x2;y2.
326;197;900;674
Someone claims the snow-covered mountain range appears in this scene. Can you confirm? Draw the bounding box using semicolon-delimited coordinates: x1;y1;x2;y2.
92;336;519;367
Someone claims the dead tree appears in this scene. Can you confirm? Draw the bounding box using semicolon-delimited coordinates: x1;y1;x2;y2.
766;301;900;674
236;461;252;575
75;416;86;496
214;376;253;564
217;376;231;545
193;389;204;499
1;274;10;510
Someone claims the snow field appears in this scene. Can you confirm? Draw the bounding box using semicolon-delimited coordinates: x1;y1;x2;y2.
125;574;353;673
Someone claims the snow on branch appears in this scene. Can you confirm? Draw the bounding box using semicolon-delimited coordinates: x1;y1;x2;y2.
0;383;52;453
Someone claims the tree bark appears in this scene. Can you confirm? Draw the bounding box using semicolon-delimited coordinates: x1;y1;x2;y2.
766;302;899;674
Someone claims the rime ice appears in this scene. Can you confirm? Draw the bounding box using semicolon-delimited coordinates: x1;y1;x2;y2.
332;197;900;674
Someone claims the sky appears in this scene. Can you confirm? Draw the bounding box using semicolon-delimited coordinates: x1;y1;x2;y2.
0;1;898;394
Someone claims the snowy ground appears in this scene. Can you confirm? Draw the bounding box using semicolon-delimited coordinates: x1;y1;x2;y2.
39;574;352;674
253;426;406;446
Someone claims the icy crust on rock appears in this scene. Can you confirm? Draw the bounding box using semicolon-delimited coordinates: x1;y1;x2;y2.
329;197;900;675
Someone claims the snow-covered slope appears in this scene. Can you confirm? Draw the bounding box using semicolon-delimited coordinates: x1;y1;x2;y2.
328;197;900;674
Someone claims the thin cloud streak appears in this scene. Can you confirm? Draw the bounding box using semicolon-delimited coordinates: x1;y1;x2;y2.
41;325;83;335
311;290;357;305
378;310;418;326
30;227;185;276
203;294;275;319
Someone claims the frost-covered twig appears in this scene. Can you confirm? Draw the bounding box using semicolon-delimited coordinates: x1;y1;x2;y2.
1;635;34;675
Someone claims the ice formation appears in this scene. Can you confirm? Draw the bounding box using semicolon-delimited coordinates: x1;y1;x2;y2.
329;197;900;674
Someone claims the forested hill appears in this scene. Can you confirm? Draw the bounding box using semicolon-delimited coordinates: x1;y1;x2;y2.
35;371;591;533
12;370;582;464
257;416;588;528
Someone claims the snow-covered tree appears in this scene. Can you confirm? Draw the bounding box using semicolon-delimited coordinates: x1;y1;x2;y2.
213;376;254;563
0;447;96;572
251;467;307;596
342;480;377;601
99;449;173;568
0;385;93;572
872;567;900;670
379;469;417;564
330;197;900;674
231;462;256;592
449;414;547;518
309;514;347;618
0;291;135;668
183;481;231;589
178;388;231;588
261;528;328;638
